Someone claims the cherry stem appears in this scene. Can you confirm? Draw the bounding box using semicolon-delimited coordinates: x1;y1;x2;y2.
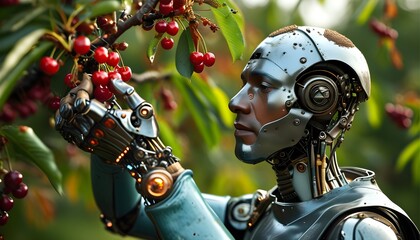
91;0;160;48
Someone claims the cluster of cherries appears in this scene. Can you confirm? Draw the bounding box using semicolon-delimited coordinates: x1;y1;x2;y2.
385;103;413;129
70;35;132;102
0;170;29;226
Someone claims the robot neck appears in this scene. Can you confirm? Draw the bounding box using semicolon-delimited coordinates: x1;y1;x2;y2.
269;141;348;202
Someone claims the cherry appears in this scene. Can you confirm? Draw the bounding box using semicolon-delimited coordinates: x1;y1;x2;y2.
108;71;121;81
107;51;120;67
189;51;204;66
166;20;179;36
73;35;91;55
94;46;109;63
117;66;132;82
161;37;174;50
0;211;8;226
159;2;173;15
12;182;28;199
193;62;204;73
203;52;216;67
92;71;109;86
40;56;60;76
155;20;168;33
160;0;172;4
47;96;61;111
0;194;13;212
4;170;22;190
64;73;76;88
94;85;113;102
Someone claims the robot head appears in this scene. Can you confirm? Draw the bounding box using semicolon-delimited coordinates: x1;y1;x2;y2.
229;25;370;164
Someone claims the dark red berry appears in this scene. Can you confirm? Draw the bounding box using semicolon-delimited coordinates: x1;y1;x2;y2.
159;3;173;15
116;66;132;82
12;182;28;199
4;170;23;190
193;62;204;73
203;52;216;67
93;85;113;102
94;46;109;63
47;96;61;111
0;194;13;211
189;51;204;66
166;20;179;36
73;35;91;55
40;56;60;76
161;0;172;4
92;71;109;86
155;20;168;33
0;211;8;226
107;51;120;67
161;37;174;50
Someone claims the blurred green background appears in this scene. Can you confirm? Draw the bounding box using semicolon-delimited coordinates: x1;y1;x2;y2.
1;0;419;239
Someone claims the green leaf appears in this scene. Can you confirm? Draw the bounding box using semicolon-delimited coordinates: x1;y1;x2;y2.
147;33;164;64
176;28;195;78
79;0;122;21
396;138;420;172
365;82;381;128
172;75;220;147
211;1;245;61
0;125;63;195
0;35;52;110
355;0;379;24
0;7;47;34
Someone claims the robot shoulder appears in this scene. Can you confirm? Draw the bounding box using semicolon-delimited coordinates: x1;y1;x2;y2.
327;211;400;240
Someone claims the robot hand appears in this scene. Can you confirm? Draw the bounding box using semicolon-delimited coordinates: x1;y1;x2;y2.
55;73;183;203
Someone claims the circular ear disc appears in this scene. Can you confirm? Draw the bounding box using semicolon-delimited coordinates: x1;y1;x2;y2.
295;71;339;116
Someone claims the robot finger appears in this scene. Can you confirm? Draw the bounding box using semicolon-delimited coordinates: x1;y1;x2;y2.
110;79;145;110
74;74;94;113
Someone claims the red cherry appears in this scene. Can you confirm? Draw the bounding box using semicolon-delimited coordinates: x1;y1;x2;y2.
92;71;109;86
12;182;28;199
0;195;13;212
117;66;132;82
4;170;22;190
155;20;168;33
40;56;60;76
159;3;173;15
161;37;174;50
93;85;113;102
73;35;91;55
64;73;76;88
107;51;120;67
203;52;216;67
0;211;8;226
193;62;204;73
189;51;204;66
166;20;179;36
94;46;109;63
108;71;121;81
161;0;172;4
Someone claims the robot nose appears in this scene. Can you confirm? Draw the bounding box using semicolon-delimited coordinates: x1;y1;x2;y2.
228;87;251;114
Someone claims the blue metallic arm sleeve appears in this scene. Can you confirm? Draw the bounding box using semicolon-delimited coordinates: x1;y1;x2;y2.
91;154;235;239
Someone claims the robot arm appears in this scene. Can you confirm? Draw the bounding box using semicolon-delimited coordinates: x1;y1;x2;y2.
55;74;234;239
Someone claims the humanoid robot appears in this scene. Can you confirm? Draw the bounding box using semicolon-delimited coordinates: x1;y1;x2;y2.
55;25;419;239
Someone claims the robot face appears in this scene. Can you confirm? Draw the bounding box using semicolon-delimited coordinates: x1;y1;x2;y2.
228;73;290;146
